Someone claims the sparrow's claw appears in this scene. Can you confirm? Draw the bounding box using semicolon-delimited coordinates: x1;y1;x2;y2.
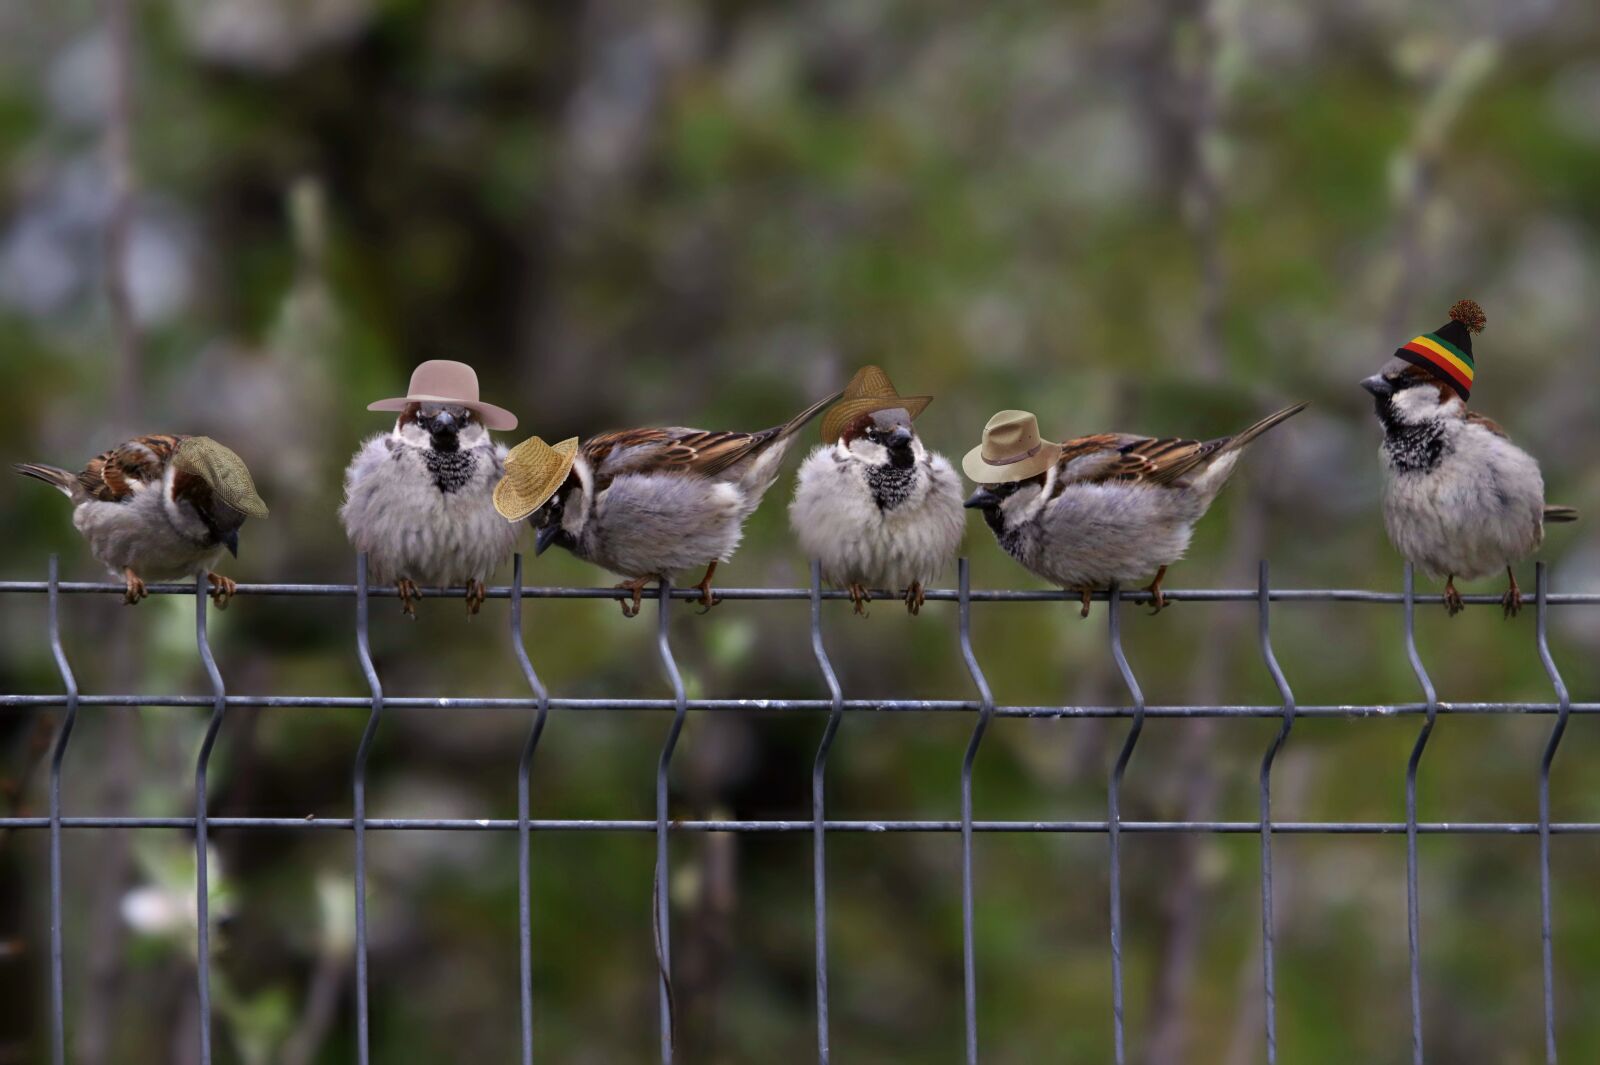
205;572;237;610
1076;587;1093;619
1502;568;1522;619
847;583;871;617
1144;566;1170;616
904;582;925;616
615;578;650;619
693;562;721;615
464;578;488;616
122;568;147;606
1443;576;1464;617
397;579;419;619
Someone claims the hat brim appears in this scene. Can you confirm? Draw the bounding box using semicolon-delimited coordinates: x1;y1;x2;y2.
821;394;933;443
962;441;1061;484
369;394;519;432
494;437;579;522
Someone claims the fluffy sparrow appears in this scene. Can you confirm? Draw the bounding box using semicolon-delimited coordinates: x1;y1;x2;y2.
521;389;842;617
340;361;521;616
15;434;268;606
963;405;1306;616
789;367;963;614
1362;300;1577;617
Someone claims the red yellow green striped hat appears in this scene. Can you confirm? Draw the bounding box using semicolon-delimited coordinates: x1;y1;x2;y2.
1394;300;1486;401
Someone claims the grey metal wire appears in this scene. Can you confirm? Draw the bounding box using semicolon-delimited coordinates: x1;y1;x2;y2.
1535;562;1570;1065
192;574;227;1065
1106;584;1146;1065
351;554;384;1065
1256;560;1296;1065
957;558;996;1065
46;556;77;1065
1402;563;1439;1064
654;576;686;1064
510;555;550;1065
808;561;843;1064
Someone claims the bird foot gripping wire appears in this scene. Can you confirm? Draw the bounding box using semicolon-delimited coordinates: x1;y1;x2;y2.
904;582;926;616
397;578;420;618
465;578;488;616
122;567;147;605
615;577;652;618
206;572;236;610
847;583;871;617
693;561;721;614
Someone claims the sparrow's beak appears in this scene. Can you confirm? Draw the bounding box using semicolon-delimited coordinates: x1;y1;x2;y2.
535;523;562;556
887;426;913;450
1360;374;1393;399
222;529;240;558
432;410;458;433
964;486;1000;510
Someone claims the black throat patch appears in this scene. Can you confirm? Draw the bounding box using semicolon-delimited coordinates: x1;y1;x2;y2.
424;448;477;493
1383;420;1450;474
866;464;917;511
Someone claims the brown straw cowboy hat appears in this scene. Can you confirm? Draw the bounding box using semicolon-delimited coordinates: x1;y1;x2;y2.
494;436;579;521
368;360;518;431
962;410;1062;483
819;365;933;444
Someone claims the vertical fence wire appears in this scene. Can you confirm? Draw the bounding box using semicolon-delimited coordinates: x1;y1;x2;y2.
654;577;686;1064
1106;583;1146;1065
46;555;77;1065
1402;563;1439;1065
808;561;843;1064
192;575;227;1065
957;558;996;1065
510;555;550;1065
1256;560;1296;1064
1534;562;1570;1065
351;554;384;1065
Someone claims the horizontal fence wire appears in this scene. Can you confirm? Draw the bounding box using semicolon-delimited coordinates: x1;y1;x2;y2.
10;554;1591;1065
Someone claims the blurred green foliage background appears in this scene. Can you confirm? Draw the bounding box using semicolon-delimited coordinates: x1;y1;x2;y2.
1;1;1598;1062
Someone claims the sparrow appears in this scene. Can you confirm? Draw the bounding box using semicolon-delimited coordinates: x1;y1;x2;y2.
788;372;964;614
1362;300;1577;617
340;391;520;617
15;434;268;606
526;389;842;617
963;405;1306;617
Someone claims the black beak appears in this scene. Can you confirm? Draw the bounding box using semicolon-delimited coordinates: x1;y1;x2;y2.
535;523;562;556
432;410;457;433
964;486;1000;510
222;529;239;558
887;426;913;450
1360;374;1393;399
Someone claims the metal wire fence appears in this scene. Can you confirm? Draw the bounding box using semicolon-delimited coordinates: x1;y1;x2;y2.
3;553;1593;1065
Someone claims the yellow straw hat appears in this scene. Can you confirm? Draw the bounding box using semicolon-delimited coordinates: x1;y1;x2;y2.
494;436;579;521
819;365;933;444
172;437;269;518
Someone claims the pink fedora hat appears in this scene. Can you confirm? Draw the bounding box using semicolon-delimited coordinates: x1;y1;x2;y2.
367;360;518;431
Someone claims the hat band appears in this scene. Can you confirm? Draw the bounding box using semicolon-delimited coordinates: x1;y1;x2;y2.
984;441;1044;466
1396;332;1474;399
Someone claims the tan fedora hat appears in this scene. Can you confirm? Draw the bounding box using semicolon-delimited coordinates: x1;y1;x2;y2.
962;410;1062;483
368;360;518;431
819;365;933;444
494;435;579;521
173;436;269;518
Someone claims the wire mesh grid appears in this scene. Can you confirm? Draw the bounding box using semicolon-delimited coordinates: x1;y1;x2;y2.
5;552;1594;1065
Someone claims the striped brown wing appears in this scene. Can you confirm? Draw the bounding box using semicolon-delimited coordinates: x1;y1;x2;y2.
79;434;186;502
582;426;777;488
1056;432;1219;488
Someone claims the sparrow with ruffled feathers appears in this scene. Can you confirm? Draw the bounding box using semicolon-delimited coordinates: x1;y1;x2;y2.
507;389;842;617
789;366;964;615
15;434;268;606
1362;299;1577;617
964;405;1306;616
340;360;521;617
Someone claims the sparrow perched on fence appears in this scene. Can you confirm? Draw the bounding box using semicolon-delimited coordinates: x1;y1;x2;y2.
340;360;521;617
788;366;964;615
15;434;268;607
963;405;1305;617
1362;300;1577;617
497;389;842;617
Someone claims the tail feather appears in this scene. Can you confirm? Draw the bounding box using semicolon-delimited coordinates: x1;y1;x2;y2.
1545;505;1579;524
773;387;847;442
1221;402;1310;454
14;462;78;499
